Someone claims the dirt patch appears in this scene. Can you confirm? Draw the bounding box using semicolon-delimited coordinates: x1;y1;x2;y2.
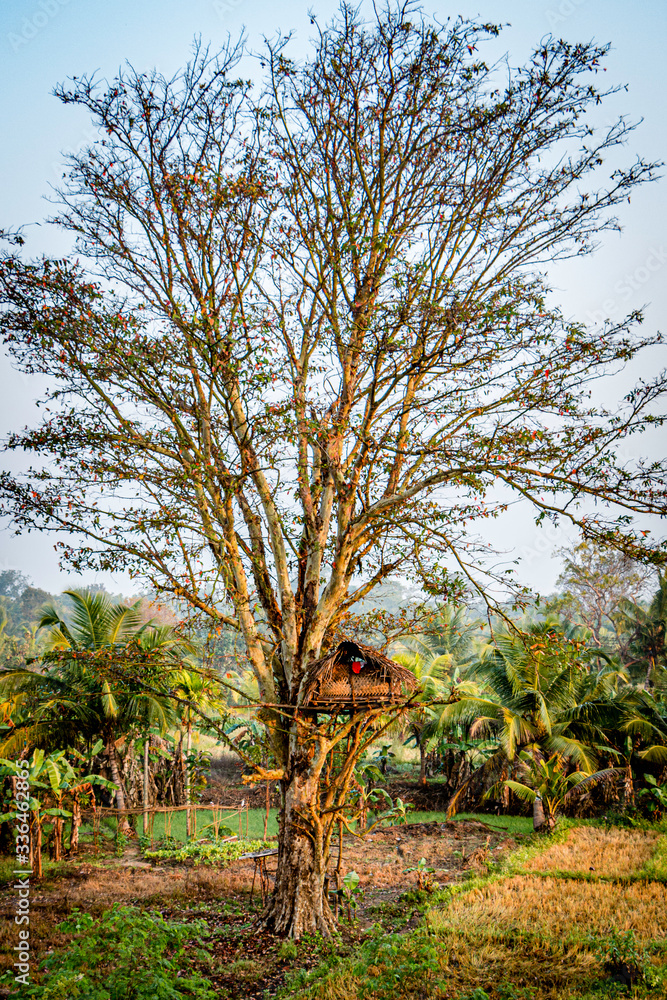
0;818;516;994
331;820;517;913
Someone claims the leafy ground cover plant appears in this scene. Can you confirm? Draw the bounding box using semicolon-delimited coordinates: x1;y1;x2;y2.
143;836;270;865
403;857;437;891
338;870;365;923
638;775;667;821
591;929;659;991
12;904;216;999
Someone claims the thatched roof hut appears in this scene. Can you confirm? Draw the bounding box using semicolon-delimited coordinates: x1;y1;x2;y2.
301;640;418;713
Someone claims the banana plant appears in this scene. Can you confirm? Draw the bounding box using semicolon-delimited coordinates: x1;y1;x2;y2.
1;747;115;874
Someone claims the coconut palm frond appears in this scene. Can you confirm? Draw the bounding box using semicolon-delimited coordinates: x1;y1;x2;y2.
502;779;537;804
562;767;621;799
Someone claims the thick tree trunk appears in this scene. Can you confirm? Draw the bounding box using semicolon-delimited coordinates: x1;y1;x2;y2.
260;769;335;939
106;738;131;834
533;794;546;831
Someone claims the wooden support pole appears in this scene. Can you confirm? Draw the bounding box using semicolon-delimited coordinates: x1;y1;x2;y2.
143;739;149;836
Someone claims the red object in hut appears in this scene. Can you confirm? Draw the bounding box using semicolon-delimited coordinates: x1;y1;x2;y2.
351;660;363;674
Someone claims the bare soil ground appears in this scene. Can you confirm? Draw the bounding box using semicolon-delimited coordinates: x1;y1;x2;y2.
0;818;520;998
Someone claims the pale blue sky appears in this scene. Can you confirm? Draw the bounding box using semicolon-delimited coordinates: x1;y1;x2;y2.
0;0;665;597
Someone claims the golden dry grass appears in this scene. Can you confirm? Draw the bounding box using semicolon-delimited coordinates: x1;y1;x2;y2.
296;831;667;1000
522;826;659;877
428;875;667;944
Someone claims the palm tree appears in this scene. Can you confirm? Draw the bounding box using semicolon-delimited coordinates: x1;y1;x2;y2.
393;604;477;784
443;621;629;814
0;589;186;832
172;667;223;835
618;572;667;690
500;751;618;831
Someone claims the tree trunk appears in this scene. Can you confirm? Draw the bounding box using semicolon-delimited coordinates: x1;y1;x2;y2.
186;718;192;838
624;763;635;810
53;816;63;861
106;738;131;834
143;739;150;836
645;655;654;690
69;796;81;854
533;794;546;832
31;813;42;879
419;738;427;787
260;769;335;939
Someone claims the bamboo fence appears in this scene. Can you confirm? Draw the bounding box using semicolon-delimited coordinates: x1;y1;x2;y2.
77;800;251;854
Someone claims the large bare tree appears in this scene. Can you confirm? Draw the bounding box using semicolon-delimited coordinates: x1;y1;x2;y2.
1;4;666;935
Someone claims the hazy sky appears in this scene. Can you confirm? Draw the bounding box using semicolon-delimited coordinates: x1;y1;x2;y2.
0;0;665;598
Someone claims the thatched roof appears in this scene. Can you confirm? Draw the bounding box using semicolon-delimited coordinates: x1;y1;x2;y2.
301;639;418;710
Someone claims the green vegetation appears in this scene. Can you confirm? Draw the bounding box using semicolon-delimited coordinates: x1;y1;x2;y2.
143;836;270;865
10;905;216;999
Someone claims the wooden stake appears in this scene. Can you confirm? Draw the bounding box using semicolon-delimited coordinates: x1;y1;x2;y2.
143;739;149;836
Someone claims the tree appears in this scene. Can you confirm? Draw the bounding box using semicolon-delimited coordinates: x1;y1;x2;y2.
0;570;29;601
0;590;185;831
444;621;626;811
550;540;655;646
618;572;667;690
172;667;223;836
501;750;616;832
1;4;666;935
394;603;476;783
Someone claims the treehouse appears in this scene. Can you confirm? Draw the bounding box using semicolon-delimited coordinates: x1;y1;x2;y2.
301;640;418;716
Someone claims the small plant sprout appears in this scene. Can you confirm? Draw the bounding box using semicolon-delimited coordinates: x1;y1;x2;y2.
339;870;364;922
404;856;437;891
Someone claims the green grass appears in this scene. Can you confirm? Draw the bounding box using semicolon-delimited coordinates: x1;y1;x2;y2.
149;808;531;844
640;833;667;881
79;806;279;847
413;811;533;836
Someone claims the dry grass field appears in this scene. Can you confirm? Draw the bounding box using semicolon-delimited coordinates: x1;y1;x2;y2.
290;826;667;1000
521;826;660;878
